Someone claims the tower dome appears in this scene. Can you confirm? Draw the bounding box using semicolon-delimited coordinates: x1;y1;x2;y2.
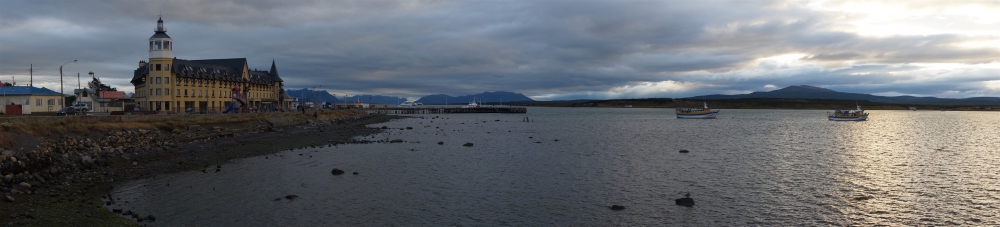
149;17;172;59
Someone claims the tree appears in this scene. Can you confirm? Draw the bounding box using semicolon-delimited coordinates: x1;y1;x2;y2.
2;82;10;87
88;77;117;92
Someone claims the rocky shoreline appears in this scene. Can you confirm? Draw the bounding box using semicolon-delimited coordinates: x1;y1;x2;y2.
0;111;402;226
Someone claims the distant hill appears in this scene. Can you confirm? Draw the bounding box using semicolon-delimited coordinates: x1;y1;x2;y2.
689;85;1000;105
416;91;533;104
345;95;407;104
285;89;340;103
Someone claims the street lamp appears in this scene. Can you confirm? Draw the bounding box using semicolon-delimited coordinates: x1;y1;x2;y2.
59;60;77;109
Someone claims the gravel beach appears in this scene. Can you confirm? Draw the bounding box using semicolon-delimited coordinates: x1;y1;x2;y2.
0;110;402;226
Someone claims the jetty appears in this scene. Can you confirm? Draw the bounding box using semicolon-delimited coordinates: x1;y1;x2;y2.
364;107;527;114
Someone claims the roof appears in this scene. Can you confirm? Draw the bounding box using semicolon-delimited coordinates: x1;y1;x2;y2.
0;86;62;95
189;58;247;72
269;60;283;82
100;91;127;99
132;58;285;87
150;32;171;39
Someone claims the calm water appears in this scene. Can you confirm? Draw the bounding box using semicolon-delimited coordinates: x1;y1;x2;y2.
108;108;1000;226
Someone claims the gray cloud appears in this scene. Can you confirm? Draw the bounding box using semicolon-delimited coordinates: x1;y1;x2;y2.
1;0;997;100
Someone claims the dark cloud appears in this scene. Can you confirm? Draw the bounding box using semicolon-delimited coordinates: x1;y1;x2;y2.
1;0;997;100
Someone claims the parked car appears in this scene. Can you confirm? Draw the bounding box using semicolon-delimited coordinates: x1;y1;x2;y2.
71;103;90;112
56;107;77;116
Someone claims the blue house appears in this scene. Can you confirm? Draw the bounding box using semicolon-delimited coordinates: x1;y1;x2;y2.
1;86;64;114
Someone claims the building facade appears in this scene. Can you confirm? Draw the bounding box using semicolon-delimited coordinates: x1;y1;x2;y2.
131;17;289;113
1;86;64;114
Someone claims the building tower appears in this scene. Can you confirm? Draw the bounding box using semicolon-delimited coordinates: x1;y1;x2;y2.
150;16;172;59
144;16;174;111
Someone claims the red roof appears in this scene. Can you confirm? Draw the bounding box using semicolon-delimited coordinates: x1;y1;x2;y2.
100;91;126;99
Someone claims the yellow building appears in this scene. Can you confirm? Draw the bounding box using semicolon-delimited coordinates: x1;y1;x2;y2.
131;17;289;113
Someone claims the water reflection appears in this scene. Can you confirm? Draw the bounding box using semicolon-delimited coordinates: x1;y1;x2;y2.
107;108;1000;226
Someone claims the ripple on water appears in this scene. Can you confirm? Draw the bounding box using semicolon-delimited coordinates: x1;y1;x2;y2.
107;108;1000;226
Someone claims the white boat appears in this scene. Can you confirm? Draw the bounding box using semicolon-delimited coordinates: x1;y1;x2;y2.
461;98;480;108
828;104;869;121
415;102;424;106
676;101;720;119
398;101;417;108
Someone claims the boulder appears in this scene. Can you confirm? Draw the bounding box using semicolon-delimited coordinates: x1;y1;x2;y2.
81;155;95;167
675;198;695;207
352;172;359;175
331;168;345;175
4;194;13;202
285;195;298;200
609;205;625;210
147;215;156;221
679;149;689;153
463;143;474;147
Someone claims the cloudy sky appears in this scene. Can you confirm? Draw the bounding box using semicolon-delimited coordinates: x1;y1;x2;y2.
1;0;997;100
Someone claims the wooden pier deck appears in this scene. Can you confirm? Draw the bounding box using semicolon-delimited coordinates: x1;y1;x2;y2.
365;107;527;114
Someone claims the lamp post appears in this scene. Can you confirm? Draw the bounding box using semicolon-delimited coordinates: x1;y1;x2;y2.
59;60;77;109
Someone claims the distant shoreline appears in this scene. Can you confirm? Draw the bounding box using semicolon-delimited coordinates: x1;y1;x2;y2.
503;98;1000;111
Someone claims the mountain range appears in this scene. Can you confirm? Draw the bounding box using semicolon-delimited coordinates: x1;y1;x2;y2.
284;89;533;105
689;85;1000;105
416;91;534;104
285;89;341;103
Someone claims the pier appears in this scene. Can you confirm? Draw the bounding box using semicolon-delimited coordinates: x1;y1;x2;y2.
365;107;527;114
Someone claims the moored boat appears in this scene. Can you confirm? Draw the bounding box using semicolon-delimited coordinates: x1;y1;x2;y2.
828;104;868;121
461;98;480;108
676;101;720;119
398;101;417;108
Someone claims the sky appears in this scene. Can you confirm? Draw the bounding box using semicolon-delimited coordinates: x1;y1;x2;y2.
1;0;998;101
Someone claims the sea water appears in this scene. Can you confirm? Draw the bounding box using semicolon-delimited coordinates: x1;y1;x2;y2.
108;107;1000;226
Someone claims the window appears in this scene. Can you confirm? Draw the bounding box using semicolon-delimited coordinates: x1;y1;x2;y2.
149;89;153;96
164;41;170;50
156;64;161;71
176;89;180;96
165;77;169;84
155;41;162;50
149;41;154;50
156;77;162;84
48;99;56;105
165;89;170;96
184;89;188;96
156;89;161;96
166;64;169;70
36;99;41;106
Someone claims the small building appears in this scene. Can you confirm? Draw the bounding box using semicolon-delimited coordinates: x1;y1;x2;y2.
0;86;64;114
73;88;128;112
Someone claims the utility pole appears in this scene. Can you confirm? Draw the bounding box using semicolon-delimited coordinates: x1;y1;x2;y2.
59;60;77;109
77;72;81;89
29;64;32;86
